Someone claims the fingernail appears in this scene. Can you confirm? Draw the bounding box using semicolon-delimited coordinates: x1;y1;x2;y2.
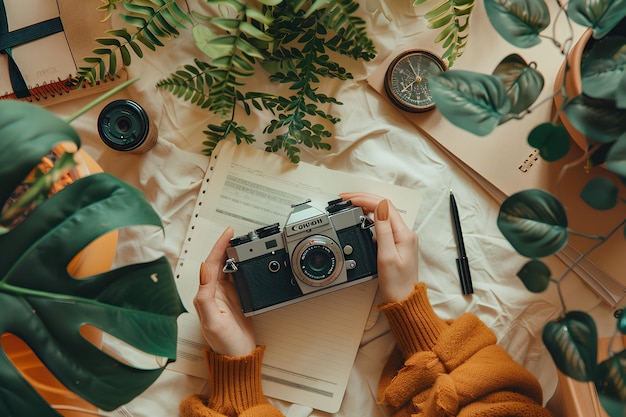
376;199;389;221
199;262;208;285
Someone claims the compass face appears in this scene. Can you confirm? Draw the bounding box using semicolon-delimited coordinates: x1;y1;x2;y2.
384;49;447;113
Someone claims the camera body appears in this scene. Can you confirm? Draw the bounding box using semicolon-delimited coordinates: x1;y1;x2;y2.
224;199;377;316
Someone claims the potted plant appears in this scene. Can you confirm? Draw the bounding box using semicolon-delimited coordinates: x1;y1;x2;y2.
79;0;377;162
421;0;626;415
0;100;186;416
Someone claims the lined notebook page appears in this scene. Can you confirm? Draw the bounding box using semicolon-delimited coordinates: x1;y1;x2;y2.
171;140;421;412
253;280;378;411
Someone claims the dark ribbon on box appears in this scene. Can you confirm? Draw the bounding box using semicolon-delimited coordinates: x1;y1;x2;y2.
0;1;65;98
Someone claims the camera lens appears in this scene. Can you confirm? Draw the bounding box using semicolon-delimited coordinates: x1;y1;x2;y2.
97;99;158;153
292;235;344;287
302;246;334;276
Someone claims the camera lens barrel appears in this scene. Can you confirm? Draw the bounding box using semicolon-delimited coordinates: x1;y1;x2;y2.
292;235;344;287
97;99;158;153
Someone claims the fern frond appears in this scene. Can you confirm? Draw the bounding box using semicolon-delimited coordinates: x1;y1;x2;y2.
307;0;376;60
97;0;124;21
93;0;376;162
77;0;192;84
203;120;256;157
188;1;276;117
421;0;475;67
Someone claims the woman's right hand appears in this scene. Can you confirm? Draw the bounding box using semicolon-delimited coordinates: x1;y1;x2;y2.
340;192;419;303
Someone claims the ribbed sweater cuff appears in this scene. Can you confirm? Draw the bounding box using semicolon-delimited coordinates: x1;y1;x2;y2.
205;346;268;414
379;283;447;358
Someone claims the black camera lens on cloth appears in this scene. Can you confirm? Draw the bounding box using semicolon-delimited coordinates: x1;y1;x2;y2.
97;99;158;153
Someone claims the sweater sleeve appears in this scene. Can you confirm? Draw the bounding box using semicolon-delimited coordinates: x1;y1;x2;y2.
377;283;554;417
179;346;285;417
378;282;448;358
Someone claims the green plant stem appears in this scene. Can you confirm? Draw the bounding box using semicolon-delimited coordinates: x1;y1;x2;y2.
552;143;601;201
65;77;139;124
548;0;574;55
554;218;626;314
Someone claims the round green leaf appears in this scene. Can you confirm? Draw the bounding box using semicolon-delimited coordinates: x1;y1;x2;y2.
527;122;571;161
497;189;568;258
564;94;626;143
595;350;626;417
516;259;551;292
582;37;626;101
493;53;545;116
568;0;626;39
619;309;626;334
606;132;626;176
430;70;511;136
542;311;598;382
580;177;618;210
484;0;550;48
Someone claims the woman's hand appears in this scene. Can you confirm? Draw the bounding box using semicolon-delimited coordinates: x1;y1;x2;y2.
340;192;419;303
193;227;256;357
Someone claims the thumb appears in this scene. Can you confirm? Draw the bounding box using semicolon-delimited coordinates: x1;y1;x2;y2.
198;261;217;298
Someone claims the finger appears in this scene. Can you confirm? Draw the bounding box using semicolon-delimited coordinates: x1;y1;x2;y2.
339;192;385;213
373;199;398;260
385;200;414;242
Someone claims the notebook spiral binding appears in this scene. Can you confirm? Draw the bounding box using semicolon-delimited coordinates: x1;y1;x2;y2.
0;69;127;107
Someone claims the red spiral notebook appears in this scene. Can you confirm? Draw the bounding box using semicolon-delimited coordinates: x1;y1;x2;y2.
0;0;127;106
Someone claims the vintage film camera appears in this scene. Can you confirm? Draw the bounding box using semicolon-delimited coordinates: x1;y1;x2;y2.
223;199;378;316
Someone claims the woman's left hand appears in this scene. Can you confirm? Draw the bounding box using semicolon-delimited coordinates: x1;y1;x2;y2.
193;227;256;357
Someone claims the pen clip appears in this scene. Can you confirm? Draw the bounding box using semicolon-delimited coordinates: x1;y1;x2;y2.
456;257;473;295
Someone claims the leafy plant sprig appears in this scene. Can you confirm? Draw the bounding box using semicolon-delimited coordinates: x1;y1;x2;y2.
412;0;475;67
78;0;192;84
80;0;376;162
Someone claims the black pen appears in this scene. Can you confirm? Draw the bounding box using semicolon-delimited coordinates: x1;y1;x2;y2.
450;190;473;295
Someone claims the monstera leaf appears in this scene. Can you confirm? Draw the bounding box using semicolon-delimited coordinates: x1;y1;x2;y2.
543;311;598;382
0;101;185;416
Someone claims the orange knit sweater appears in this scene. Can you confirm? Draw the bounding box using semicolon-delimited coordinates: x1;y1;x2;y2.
179;283;553;417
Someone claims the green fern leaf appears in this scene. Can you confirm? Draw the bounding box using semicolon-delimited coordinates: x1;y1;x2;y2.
78;0;191;85
97;0;123;21
419;0;475;67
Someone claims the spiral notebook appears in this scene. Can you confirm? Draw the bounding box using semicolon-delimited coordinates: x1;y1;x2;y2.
170;140;422;413
0;0;127;106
